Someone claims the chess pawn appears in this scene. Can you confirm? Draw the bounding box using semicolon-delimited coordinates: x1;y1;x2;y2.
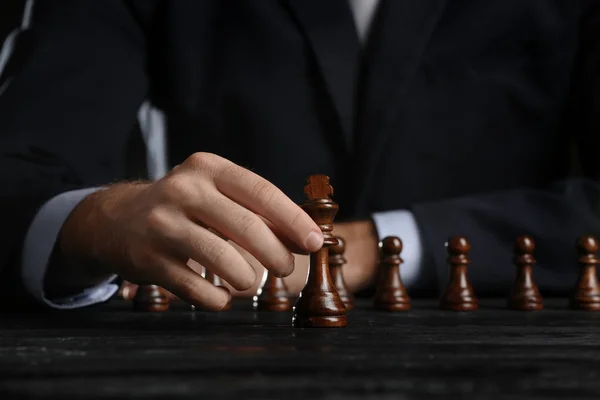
507;235;543;310
205;271;232;311
440;236;478;311
292;175;347;328
329;236;354;311
133;285;170;312
118;280;138;300
570;235;600;310
257;272;292;311
373;236;411;311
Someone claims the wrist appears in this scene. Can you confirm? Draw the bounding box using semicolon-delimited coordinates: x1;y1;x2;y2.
49;182;149;290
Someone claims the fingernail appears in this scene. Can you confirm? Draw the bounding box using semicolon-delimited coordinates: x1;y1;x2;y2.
284;258;296;277
217;287;231;310
305;231;324;251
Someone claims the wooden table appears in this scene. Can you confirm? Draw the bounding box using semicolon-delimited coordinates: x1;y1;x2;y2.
2;298;600;399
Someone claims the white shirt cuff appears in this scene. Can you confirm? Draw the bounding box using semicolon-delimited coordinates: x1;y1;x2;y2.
21;187;119;309
371;209;424;288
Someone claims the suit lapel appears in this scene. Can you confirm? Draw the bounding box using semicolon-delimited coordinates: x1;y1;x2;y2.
352;0;448;214
283;0;360;150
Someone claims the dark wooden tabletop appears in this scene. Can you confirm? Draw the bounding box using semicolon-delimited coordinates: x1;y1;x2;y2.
1;297;600;399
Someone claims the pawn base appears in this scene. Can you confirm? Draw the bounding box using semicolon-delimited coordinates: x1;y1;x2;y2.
374;301;411;312
440;300;478;311
133;301;169;312
570;297;600;311
508;299;543;311
258;299;292;312
292;314;347;328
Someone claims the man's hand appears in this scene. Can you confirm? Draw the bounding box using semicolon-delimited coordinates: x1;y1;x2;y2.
54;152;324;310
221;219;381;297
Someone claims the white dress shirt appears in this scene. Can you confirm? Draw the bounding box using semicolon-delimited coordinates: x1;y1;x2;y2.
5;0;425;308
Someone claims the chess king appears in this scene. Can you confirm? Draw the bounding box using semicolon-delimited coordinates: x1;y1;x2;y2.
293;175;347;328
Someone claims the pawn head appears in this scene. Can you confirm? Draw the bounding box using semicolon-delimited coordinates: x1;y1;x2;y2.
446;236;471;255
576;235;599;255
329;236;345;255
515;235;535;254
381;236;402;255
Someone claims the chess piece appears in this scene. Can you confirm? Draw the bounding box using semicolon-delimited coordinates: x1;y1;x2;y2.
329;236;354;311
133;285;170;312
257;272;292;311
440;236;478;311
205;271;232;311
507;235;543;310
292;175;347;328
118;280;138;300
373;236;410;311
570;235;600;310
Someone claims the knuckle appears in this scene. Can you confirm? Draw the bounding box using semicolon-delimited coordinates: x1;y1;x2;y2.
163;175;192;200
187;152;219;174
236;213;260;236
203;239;230;267
146;207;170;233
251;180;279;206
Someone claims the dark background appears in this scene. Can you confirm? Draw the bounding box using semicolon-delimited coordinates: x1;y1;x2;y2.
0;0;24;43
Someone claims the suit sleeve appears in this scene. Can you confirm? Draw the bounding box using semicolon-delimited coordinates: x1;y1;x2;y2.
410;2;600;296
0;0;154;307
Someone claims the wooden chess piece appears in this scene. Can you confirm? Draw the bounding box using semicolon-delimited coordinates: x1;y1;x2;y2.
118;280;138;300
507;235;543;311
570;235;600;311
373;236;411;311
292;175;347;328
205;271;232;311
133;285;170;312
257;272;292;311
439;236;478;311
329;236;354;311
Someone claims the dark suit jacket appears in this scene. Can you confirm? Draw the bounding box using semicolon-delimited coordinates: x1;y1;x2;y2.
1;0;599;304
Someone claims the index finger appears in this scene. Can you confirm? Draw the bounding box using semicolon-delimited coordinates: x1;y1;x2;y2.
212;161;323;253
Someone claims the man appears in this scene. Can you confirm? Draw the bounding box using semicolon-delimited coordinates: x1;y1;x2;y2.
0;0;599;311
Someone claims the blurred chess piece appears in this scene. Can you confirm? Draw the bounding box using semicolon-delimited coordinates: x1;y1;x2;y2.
570;235;600;311
439;236;478;311
133;285;170;312
329;236;354;311
373;236;410;311
507;235;543;310
256;272;292;311
118;280;138;300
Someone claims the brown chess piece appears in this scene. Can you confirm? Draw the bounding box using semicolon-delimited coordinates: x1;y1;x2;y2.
439;236;478;311
570;235;600;311
329;236;354;311
205;271;232;311
507;235;543;310
292;175;347;328
373;236;411;311
257;272;292;311
133;285;170;312
118;280;138;300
